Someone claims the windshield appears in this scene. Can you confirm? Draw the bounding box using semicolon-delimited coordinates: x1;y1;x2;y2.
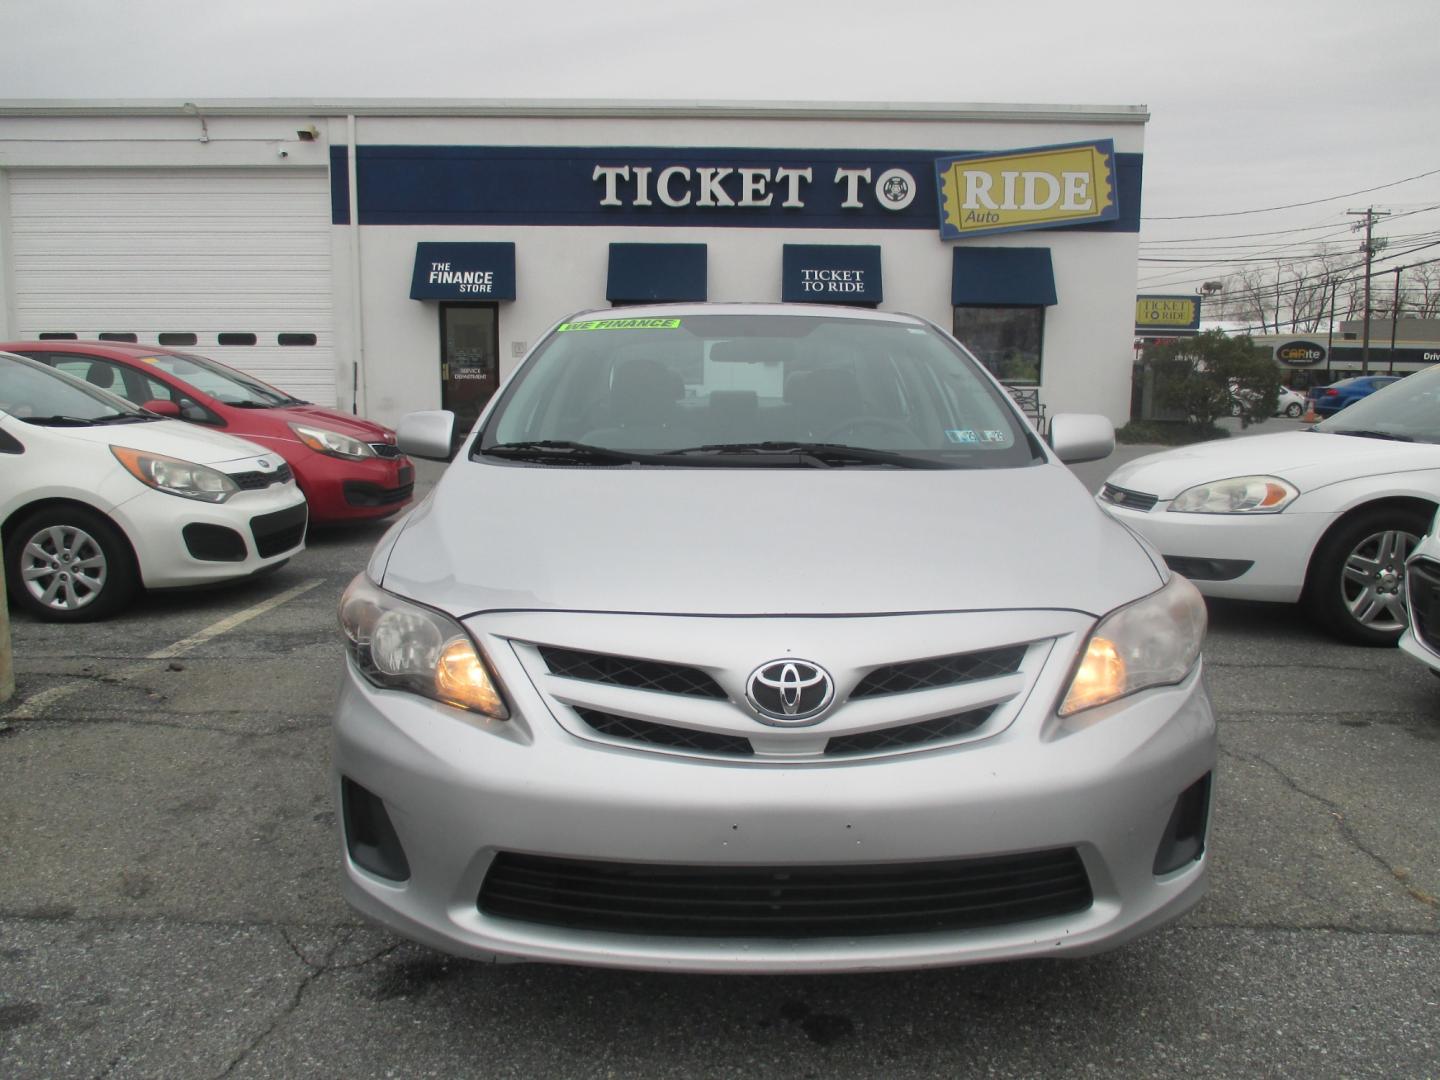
0;353;152;424
1313;364;1440;444
144;351;297;407
479;313;1041;468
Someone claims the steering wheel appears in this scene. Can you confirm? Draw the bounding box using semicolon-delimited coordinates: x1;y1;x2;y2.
821;416;918;444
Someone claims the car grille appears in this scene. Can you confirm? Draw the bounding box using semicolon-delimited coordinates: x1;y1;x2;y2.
852;646;1026;697
574;708;752;755
369;442;403;459
342;480;415;508
824;708;995;755
249;504;307;558
541;646;727;699
231;462;295;490
1100;483;1159;512
478;848;1093;938
1409;558;1440;654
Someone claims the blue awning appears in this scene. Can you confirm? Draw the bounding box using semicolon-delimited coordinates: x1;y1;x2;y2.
606;243;707;304
782;244;883;305
951;247;1057;307
410;242;516;300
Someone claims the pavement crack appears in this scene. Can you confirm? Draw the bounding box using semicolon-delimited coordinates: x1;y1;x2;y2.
214;929;355;1078
1222;746;1439;913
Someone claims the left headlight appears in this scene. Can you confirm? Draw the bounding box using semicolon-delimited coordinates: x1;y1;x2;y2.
1060;574;1207;717
339;574;508;719
1168;475;1297;514
111;445;240;503
289;423;376;460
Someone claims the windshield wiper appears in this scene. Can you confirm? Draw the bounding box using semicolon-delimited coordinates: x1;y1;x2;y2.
1326;429;1415;443
481;440;653;465
22;413;144;426
666;441;952;468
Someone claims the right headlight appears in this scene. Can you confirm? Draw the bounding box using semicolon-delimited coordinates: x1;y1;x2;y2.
1060;574;1207;717
1168;475;1297;514
339;574;508;719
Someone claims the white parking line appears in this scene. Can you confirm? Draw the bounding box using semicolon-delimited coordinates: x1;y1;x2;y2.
3;578;326;720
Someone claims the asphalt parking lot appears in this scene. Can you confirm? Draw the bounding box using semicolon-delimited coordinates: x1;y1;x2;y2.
3;416;1438;1079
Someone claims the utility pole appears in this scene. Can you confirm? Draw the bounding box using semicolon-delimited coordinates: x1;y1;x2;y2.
1389;265;1402;374
1348;207;1390;374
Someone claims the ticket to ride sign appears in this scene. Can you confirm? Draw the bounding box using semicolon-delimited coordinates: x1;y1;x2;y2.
1135;295;1202;335
935;140;1118;240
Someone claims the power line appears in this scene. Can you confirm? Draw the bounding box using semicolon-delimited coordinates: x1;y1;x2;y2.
1142;166;1440;221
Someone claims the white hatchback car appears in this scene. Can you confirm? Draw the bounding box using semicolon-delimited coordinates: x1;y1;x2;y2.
1100;364;1440;644
2;351;308;621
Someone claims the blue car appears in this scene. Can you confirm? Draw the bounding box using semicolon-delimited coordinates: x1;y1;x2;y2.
1307;375;1401;417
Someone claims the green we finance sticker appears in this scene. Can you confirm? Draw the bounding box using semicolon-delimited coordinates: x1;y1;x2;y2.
556;317;682;332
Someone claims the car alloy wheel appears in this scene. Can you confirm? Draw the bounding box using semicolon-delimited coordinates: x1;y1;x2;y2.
5;507;137;622
1285;402;1303;417
1305;507;1428;645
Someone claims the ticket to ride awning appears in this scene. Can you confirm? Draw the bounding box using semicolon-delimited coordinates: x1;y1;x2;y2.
951;247;1057;307
606;243;708;304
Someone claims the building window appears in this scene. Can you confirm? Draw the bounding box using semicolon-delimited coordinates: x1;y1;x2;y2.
953;307;1045;384
159;333;198;346
278;333;317;346
98;332;138;343
218;333;258;346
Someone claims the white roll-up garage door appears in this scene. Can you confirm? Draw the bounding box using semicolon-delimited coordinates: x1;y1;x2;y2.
8;167;338;406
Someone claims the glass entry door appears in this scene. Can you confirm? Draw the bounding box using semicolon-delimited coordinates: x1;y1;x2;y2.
439;303;500;436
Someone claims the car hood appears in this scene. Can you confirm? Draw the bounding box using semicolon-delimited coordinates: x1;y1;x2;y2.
33;417;271;466
379;460;1163;618
1107;430;1440;499
277;404;394;441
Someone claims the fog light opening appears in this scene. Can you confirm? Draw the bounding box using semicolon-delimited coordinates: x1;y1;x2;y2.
341;777;411;883
1153;773;1212;876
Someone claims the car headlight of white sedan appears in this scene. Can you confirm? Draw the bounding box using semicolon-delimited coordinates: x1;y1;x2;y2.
1168;475;1298;514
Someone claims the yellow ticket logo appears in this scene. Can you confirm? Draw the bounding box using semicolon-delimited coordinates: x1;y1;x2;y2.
938;141;1116;238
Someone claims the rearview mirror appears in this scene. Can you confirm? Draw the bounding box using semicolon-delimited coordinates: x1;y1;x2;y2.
141;399;182;418
1047;413;1115;464
397;410;456;462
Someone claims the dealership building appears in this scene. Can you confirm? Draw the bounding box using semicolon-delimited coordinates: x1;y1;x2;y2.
0;100;1147;430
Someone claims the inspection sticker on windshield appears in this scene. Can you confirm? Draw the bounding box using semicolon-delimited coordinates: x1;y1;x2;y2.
556;318;682;332
945;429;1009;444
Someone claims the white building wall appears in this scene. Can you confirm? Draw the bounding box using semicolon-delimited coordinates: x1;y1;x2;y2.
1;102;1146;428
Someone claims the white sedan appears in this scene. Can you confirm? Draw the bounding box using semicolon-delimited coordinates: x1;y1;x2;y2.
1401;511;1440;676
2;351;308;621
1099;364;1440;644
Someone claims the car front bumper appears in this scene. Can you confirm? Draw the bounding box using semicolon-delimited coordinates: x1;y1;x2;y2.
333;609;1217;973
1098;498;1337;603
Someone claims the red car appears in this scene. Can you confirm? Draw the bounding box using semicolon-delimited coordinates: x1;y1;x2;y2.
2;341;413;525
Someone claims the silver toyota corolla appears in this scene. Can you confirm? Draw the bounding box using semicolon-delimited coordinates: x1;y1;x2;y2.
334;304;1215;973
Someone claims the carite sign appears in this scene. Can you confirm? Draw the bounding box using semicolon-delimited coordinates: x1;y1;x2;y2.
1275;340;1327;366
1135;295;1201;335
936;140;1118;240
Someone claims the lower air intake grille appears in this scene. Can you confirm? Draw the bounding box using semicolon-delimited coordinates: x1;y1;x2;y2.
479;848;1092;938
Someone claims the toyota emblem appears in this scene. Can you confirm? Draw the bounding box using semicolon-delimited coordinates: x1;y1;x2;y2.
745;659;834;725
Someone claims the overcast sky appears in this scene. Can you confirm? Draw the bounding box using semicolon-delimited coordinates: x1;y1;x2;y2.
3;0;1438;307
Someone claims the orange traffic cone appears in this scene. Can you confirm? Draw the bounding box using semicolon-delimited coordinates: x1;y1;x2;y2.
1301;401;1318;423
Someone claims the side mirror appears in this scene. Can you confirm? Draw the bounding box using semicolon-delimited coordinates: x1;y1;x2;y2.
141;399;183;418
396;410;456;462
1048;413;1115;464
